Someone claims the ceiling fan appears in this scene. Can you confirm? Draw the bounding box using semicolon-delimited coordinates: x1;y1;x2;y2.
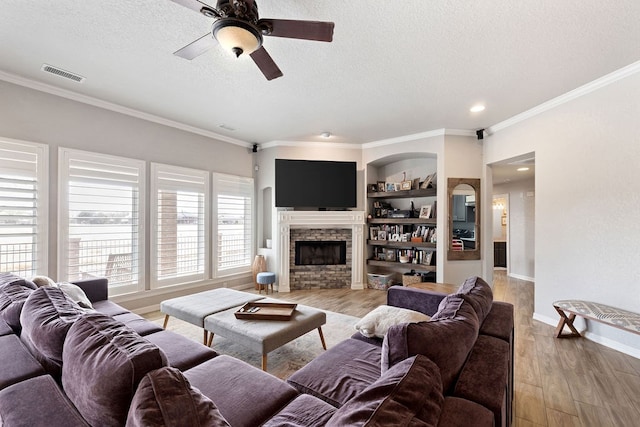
170;0;335;80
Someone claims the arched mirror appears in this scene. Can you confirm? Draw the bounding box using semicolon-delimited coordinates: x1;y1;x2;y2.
447;178;481;260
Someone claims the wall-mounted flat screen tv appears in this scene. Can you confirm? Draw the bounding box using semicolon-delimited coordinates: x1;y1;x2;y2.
275;159;357;209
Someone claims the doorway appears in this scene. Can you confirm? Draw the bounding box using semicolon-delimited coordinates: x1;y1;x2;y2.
489;154;535;282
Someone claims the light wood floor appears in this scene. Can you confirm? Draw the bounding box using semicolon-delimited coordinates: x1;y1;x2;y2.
260;271;640;426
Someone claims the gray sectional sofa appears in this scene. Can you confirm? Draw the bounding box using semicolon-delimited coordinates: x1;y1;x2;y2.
0;272;513;426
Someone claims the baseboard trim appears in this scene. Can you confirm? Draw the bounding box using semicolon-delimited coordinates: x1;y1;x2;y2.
507;272;535;282
533;312;640;359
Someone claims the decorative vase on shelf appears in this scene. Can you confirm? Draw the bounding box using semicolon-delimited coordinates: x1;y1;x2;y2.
252;255;267;290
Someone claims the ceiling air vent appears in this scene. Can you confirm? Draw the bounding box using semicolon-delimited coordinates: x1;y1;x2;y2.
41;64;85;83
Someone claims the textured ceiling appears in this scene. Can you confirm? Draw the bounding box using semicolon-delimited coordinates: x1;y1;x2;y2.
1;0;639;146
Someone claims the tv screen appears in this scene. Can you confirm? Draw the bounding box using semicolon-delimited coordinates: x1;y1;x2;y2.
275;159;357;208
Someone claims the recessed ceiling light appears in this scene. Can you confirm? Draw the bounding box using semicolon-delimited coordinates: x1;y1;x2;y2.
320;132;331;138
517;167;530;172
470;104;485;113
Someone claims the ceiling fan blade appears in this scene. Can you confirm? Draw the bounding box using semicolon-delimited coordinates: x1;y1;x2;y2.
250;46;283;80
174;33;216;60
259;19;334;42
169;0;216;14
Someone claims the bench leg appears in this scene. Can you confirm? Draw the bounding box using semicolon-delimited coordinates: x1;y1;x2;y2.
162;314;170;329
203;329;208;345
317;327;327;350
207;332;214;347
554;306;581;338
262;354;268;371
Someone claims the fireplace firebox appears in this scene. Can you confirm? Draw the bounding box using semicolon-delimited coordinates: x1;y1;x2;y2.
295;241;347;266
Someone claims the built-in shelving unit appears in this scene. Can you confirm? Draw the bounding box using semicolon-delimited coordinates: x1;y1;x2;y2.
366;186;438;285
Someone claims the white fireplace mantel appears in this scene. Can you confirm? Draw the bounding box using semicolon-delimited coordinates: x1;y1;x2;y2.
277;211;366;292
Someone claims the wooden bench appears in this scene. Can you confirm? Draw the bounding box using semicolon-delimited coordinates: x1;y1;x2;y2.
553;300;640;338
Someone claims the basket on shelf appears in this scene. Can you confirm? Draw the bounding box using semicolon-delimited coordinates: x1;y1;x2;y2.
402;270;422;286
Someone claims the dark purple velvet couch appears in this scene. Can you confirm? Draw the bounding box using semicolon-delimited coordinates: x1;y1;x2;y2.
287;276;514;427
0;272;512;426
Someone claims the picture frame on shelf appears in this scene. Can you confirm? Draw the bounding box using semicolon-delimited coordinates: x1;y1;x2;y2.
394;183;402;191
420;172;436;189
401;180;412;190
385;248;396;262
423;251;433;265
369;226;380;240
377;230;387;241
377;181;386;192
368;184;378;193
419;205;432;219
385;182;396;192
412;178;420;189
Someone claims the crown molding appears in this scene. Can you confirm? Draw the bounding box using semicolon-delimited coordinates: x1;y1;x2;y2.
362;128;475;149
0;70;251;148
260;140;363;150
488;60;640;134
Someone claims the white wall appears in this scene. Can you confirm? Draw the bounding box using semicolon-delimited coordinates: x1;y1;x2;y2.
493;179;535;280
484;69;640;355
0;81;254;303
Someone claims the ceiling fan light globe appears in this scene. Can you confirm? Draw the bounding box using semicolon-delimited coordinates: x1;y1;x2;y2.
213;19;262;57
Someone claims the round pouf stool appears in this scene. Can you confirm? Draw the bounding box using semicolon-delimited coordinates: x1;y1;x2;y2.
256;272;276;294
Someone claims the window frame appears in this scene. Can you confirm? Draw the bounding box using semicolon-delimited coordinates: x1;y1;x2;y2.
212;173;254;277
150;163;210;288
0;137;48;277
58;147;145;295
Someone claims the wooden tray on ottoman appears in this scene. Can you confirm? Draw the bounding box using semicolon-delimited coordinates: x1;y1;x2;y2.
234;302;298;321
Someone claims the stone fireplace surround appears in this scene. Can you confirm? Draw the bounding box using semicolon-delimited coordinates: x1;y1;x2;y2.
277;211;365;292
290;228;351;290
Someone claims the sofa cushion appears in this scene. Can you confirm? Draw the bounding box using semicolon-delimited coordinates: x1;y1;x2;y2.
456;276;493;323
355;305;431;338
382;297;479;393
327;355;444;427
0;317;12;336
263;394;337;427
19;286;87;377
184;355;299;427
144;329;217;371
0;280;34;333
113;312;164;336
0;375;89;427
0;334;45;390
0;273;36;290
287;338;382;408
437;397;494;427
92;299;130;316
453;335;509;427
62;313;168;427
126;366;229;427
430;294;465;321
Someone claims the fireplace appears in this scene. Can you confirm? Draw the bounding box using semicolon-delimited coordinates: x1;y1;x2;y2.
295;241;347;266
277;211;366;292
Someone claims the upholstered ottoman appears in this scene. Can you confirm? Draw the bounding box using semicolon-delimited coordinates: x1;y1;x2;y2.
204;298;327;371
160;288;264;344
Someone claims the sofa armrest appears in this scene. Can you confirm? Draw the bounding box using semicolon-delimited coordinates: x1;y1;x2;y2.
70;277;108;303
387;286;447;317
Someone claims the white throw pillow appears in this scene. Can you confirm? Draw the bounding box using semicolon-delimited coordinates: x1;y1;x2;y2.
355;305;431;338
56;282;94;309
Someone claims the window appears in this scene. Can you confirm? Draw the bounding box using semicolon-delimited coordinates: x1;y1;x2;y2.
213;174;254;275
58;148;145;295
0;138;48;277
151;164;209;287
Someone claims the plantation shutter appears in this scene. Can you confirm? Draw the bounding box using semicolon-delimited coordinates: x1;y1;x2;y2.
214;174;254;273
0;139;48;277
151;163;209;287
59;148;145;294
